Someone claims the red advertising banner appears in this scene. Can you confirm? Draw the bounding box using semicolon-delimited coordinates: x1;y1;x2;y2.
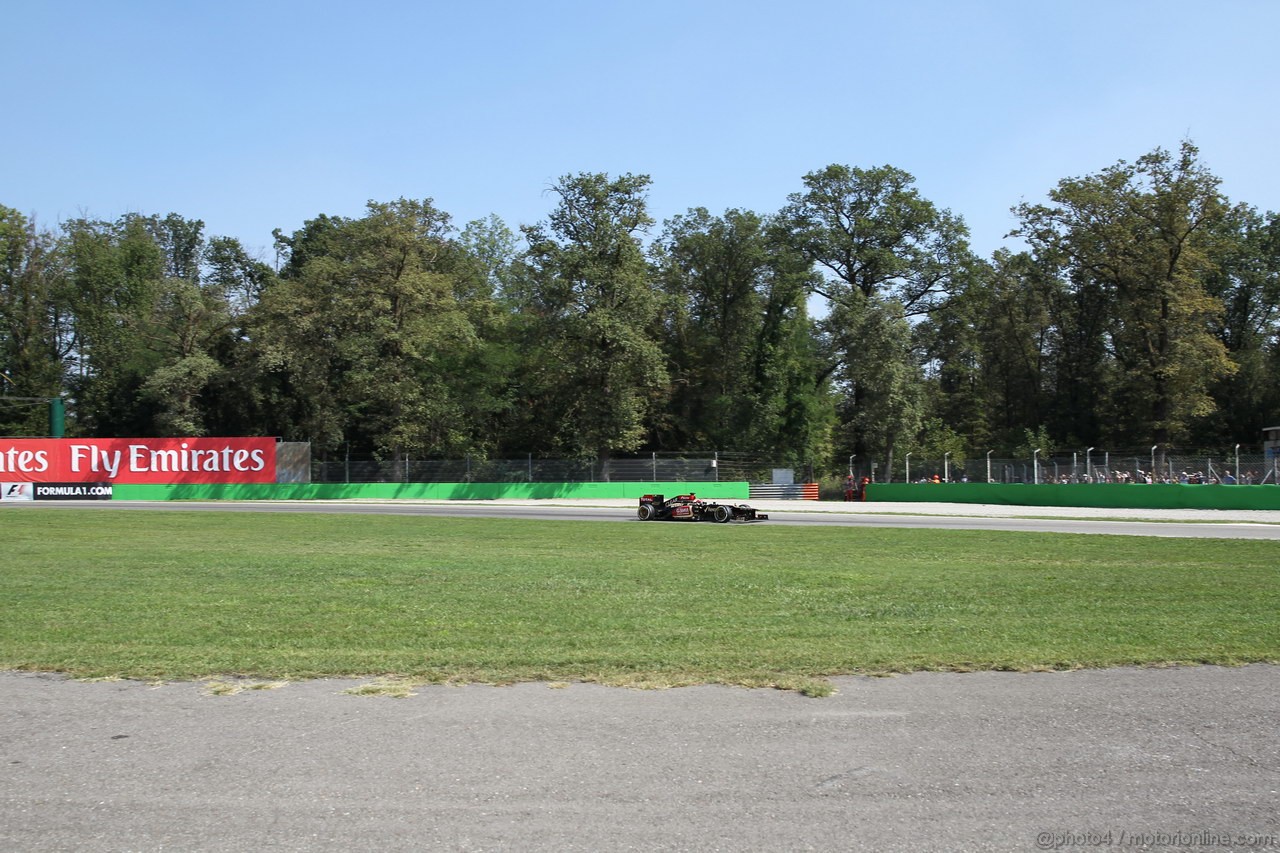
0;438;277;484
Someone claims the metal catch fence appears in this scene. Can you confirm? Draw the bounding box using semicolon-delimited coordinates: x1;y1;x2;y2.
310;451;778;485
885;450;1279;485
305;446;1278;487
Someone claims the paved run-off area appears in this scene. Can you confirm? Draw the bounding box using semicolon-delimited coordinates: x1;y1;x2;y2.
2;665;1278;852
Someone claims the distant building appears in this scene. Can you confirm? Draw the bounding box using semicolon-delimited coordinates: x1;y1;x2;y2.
1265;426;1280;464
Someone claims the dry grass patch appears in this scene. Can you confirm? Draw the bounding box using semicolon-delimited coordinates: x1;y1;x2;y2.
342;678;419;698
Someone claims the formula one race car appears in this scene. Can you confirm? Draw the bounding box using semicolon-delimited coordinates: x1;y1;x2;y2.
637;493;769;523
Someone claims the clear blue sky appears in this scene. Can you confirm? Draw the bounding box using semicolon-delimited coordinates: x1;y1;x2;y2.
6;0;1279;262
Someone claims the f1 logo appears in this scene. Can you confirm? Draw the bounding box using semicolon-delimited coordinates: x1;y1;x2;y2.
1;482;34;501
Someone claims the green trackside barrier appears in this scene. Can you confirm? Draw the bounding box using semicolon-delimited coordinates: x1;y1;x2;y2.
866;482;1280;511
111;481;751;502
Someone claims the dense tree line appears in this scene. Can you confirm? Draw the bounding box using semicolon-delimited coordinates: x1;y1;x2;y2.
3;142;1278;473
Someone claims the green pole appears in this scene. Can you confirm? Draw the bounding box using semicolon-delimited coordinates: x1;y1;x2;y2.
49;397;65;438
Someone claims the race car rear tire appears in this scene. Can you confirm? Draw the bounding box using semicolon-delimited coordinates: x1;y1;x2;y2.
712;504;732;523
637;504;655;521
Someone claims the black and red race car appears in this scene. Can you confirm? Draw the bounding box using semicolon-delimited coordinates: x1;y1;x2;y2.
637;493;768;523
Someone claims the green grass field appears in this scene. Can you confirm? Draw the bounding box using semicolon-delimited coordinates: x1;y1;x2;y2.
2;510;1277;693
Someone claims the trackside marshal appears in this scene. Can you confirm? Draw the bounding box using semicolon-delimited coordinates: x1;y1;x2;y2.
0;438;276;484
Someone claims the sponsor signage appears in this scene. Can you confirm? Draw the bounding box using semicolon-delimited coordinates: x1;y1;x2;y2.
2;481;112;500
0;438;276;484
2;482;35;501
33;482;113;500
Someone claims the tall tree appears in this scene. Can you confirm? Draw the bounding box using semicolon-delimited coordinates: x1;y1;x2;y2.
782;164;972;316
135;272;234;436
650;207;831;462
1014;142;1238;449
0;207;68;435
956;250;1068;450
830;295;924;479
916;257;993;453
61;213;248;437
1194;206;1280;444
252;199;496;458
748;221;836;466
781;164;975;473
61;214;166;435
459;214;519;299
652;207;771;448
205;235;274;315
514;173;667;467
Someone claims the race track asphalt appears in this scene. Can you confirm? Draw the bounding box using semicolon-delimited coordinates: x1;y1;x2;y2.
8;497;1280;539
